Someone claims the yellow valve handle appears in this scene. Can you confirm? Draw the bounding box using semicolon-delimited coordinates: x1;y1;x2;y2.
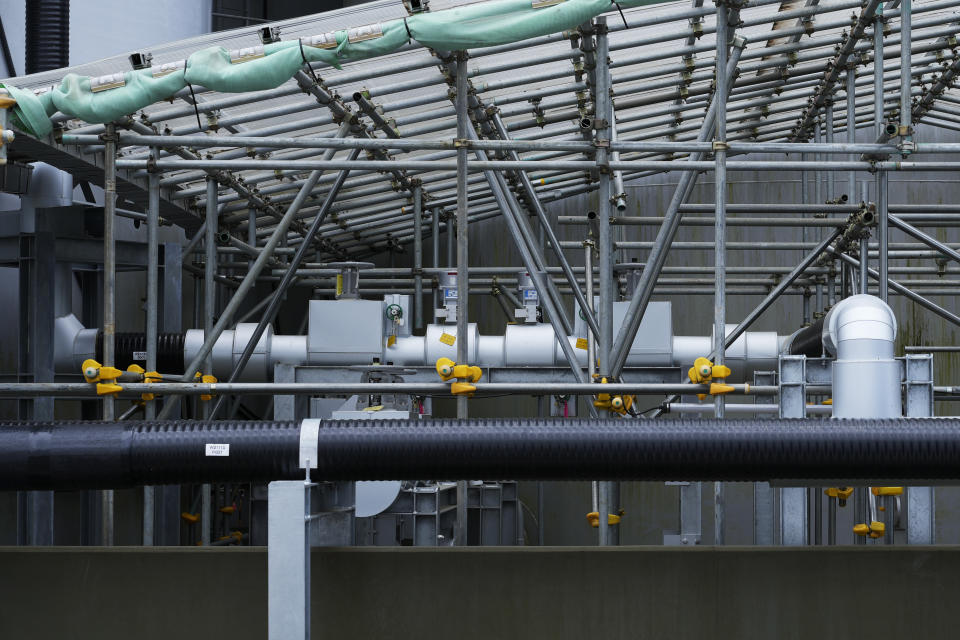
435;357;455;380
181;512;200;524
688;358;732;385
822;398;833;405
871;487;903;496
82;358;102;382
199;374;217;402
450;382;476;396
98;366;122;381
586;512;622;527
824;487;854;500
854;521;886;537
689;357;714;383
127;364;160;401
710;364;731;379
96;382;122;396
709;383;734;395
594;377;627;414
607;395;634;415
451;364;482;383
219;506;236;515
217;531;243;543
82;358;122;383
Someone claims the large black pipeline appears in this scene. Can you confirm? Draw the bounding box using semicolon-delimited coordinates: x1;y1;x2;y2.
25;0;69;74
3;418;960;490
788;317;825;358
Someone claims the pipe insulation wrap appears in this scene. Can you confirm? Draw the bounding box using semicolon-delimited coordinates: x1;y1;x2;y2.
3;418;960;490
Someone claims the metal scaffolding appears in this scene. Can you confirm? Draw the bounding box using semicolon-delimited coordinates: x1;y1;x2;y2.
0;0;958;554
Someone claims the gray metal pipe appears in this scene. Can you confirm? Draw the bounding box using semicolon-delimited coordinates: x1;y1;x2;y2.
102;123;117;547
413;183;424;330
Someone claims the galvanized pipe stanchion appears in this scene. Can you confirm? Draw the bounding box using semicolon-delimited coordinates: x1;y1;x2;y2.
143;145;160;546
101;123;117;547
454;51;470;546
713;2;730;546
413;183;424;330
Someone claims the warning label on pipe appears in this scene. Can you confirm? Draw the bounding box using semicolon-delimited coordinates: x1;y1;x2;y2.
205;444;230;457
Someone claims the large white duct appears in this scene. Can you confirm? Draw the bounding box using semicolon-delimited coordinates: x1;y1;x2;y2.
55;316;787;384
824;294;901;418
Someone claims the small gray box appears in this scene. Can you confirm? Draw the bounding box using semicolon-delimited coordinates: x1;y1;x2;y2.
308;299;383;362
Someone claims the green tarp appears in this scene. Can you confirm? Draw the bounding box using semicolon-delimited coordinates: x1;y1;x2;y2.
1;0;664;138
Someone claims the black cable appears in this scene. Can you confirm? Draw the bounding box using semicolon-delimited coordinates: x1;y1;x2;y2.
184;68;203;131
298;37;322;86
612;2;629;29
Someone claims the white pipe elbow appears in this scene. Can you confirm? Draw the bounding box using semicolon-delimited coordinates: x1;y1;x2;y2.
823;294;897;361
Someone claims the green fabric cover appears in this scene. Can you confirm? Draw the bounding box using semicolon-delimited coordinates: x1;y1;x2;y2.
2;0;668;138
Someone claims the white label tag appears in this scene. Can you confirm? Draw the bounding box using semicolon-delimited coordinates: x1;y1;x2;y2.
132;351;147;361
205;444;230;457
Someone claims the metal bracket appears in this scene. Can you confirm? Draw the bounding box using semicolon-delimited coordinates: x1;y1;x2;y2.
299;419;321;469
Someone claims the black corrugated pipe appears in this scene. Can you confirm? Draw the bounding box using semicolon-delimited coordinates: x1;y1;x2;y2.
788;317;825;357
95;331;186;373
25;0;69;74
3;418;960;490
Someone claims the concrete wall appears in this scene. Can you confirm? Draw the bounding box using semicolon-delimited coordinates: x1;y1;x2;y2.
2;546;959;639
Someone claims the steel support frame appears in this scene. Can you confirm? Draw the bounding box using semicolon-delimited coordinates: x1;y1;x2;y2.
454;51;470;546
712;0;730;546
101;124;117;546
905;353;935;545
779;355;808;546
752;370;776;545
594;16;619;547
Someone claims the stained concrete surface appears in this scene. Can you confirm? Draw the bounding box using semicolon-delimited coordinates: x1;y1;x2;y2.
1;546;958;639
